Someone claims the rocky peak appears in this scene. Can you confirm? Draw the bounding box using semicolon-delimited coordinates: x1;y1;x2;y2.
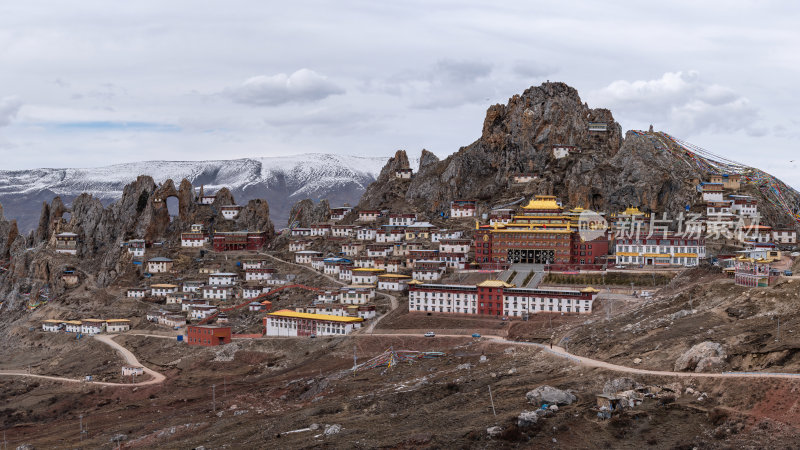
288;199;330;228
212;187;236;207
0;203;19;259
358;150;421;211
419;149;439;171
357;81;624;215
355;81;796;224
236;199;276;237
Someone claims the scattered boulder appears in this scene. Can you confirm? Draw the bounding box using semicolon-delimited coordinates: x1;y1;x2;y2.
603;377;642;395
486;426;503;438
669;309;693;321
633;358;642;365
674;342;726;373
457;363;472;370
324;424;341;436
517;411;539;428
525;385;576;406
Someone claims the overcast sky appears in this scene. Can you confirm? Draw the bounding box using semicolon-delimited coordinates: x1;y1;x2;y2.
0;1;798;188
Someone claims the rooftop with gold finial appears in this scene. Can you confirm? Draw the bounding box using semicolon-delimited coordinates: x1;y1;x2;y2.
521;195;562;211
622;206;646;216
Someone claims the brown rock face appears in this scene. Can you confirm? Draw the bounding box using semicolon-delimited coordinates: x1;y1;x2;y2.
358;149;418;212
0;203;20;259
212;188;236;207
1;175;276;307
357;81;799;226
360;82;623;213
288;199;330;228
418;149;440;170
236;199;276;238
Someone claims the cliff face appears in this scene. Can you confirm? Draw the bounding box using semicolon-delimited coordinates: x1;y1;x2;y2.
287;199;330;228
358;82;799;226
0;176;275;311
236;199;276;238
357;150;416;213
360;82;628;214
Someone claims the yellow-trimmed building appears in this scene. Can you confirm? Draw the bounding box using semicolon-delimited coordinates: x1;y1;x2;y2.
264;309;364;337
475;195;610;266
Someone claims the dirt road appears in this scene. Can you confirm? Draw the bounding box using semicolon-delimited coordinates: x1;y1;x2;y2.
511;340;800;380
363;332;800;380
0;334;165;387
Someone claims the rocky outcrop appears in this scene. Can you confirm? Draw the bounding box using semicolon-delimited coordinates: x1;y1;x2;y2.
356;81;799;227
212;188;236;208
358;150;419;212
525;385;576;406
418;149;439;171
287;199;330;228
0;203;20;259
236;199;275;238
373;82;625;214
1;175;274;307
674;342;726;373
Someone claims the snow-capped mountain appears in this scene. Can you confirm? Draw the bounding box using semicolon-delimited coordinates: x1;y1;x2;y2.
0;153;399;232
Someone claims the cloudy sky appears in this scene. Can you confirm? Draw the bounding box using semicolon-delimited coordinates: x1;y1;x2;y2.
0;1;798;187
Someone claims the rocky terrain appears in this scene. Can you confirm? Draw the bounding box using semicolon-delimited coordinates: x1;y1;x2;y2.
359;82;800;229
566;266;800;375
2;81;800;448
0;175;274;320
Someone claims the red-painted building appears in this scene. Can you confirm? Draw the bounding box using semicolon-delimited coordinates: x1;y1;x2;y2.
187;325;232;346
477;280;506;316
473;196;609;269
212;231;268;252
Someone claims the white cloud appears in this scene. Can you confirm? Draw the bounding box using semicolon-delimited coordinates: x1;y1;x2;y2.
434;59;492;84
593;71;760;136
226;69;344;106
0;97;22;127
377;59;496;110
512;61;557;79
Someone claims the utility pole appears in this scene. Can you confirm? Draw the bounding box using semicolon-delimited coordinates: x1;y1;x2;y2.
488;385;497;417
79;414;84;441
224;378;227;396
212;384;216;413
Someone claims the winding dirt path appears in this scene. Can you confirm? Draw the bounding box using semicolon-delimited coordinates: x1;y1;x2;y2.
363;332;800;380
0;334;165;387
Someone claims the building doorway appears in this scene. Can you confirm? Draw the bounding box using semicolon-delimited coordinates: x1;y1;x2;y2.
507;249;554;264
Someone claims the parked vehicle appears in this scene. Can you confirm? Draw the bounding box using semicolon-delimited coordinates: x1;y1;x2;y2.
310;334;316;338
472;333;481;338
785;270;794;276
424;331;435;337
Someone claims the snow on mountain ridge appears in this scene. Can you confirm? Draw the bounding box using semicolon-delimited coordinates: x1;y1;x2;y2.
0;153;390;198
0;152;418;232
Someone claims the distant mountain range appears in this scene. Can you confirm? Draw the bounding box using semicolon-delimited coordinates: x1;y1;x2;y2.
0;153;404;232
